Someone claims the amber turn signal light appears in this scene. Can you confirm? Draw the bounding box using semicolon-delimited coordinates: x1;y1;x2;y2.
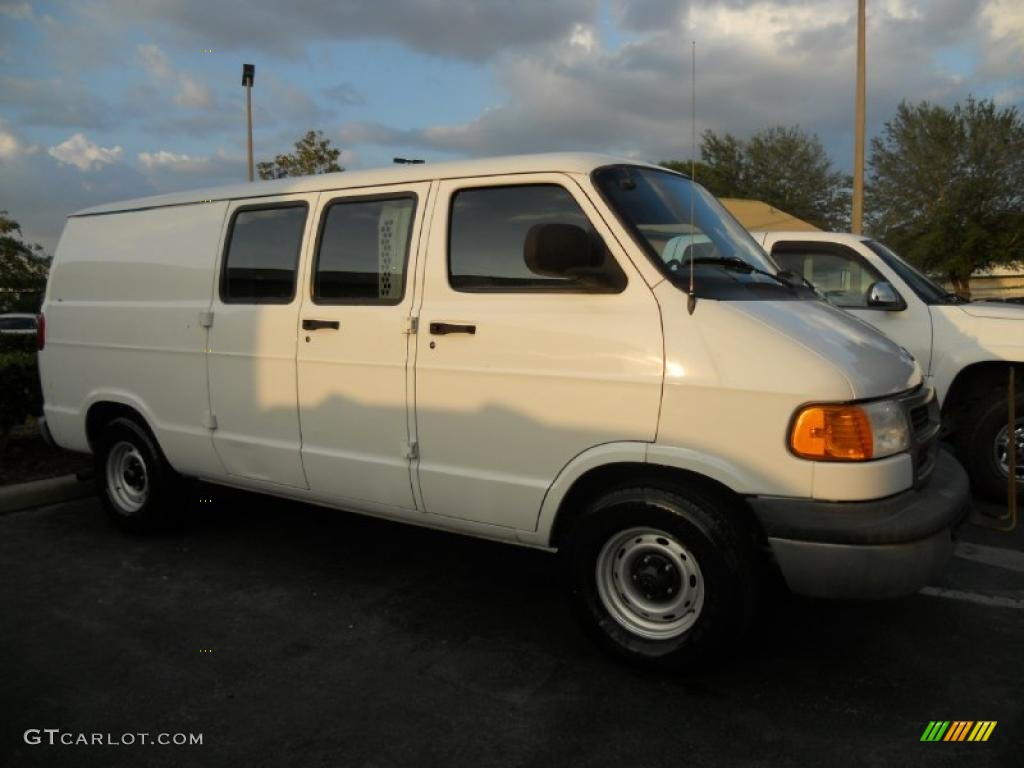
790;405;874;460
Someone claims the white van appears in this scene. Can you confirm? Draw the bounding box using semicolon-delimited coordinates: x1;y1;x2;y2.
39;154;968;666
754;230;1024;502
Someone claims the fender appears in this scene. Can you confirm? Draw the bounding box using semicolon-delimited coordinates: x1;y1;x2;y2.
84;389;160;437
528;441;750;546
44;389;158;454
74;389;220;478
930;343;1024;405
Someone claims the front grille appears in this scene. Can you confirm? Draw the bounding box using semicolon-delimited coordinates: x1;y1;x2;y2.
910;404;929;433
899;387;941;486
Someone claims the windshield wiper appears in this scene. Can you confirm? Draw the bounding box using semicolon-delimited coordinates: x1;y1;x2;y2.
684;256;795;287
940;292;970;304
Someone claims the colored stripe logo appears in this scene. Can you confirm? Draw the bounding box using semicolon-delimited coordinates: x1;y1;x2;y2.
920;721;997;742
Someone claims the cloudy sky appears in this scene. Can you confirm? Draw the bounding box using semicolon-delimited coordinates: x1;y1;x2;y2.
1;0;1021;252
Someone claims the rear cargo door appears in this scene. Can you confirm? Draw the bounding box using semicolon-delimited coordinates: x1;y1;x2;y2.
207;193;317;487
295;183;430;510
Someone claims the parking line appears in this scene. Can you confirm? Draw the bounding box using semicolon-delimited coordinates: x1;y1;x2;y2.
953;542;1024;573
919;587;1024;610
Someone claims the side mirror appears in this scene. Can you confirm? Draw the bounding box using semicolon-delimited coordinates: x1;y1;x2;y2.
867;281;906;311
524;223;603;278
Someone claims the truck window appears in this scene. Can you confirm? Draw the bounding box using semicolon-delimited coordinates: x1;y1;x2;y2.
313;195;416;304
448;184;625;293
771;242;885;308
221;204;308;303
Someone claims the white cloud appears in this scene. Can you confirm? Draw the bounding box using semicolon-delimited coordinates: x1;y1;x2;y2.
339;0;1010;167
175;74;212;108
137;149;207;171
0;131;20;158
136;43;213;109
981;0;1023;33
48;133;123;171
137;147;242;179
980;0;1024;78
569;23;598;52
137;43;172;79
0;122;38;159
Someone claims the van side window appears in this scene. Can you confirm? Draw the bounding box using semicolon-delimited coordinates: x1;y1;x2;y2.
313;195;416;304
449;185;626;293
772;242;886;308
221;204;308;303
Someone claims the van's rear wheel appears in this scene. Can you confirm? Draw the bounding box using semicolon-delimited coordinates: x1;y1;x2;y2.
95;417;182;533
567;484;756;669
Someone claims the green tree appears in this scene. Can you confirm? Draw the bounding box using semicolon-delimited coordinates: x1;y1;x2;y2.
0;211;50;313
661;126;851;230
867;97;1024;297
257;129;344;180
659;159;718;192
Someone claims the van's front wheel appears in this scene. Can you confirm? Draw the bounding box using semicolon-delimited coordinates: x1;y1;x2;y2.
567;485;756;669
95;417;182;533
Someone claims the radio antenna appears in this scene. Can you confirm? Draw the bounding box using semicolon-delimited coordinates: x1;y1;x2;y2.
687;40;697;315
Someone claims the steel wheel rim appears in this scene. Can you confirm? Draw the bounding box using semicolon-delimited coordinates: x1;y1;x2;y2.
595;527;705;640
106;441;149;514
994;417;1024;482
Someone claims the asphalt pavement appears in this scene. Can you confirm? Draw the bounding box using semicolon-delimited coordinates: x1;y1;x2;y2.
1;485;1020;767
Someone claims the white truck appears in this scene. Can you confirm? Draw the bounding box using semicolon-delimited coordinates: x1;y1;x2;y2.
754;230;1024;502
37;155;970;667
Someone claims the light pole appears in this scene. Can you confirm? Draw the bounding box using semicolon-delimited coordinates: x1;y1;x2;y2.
242;64;255;182
852;0;866;233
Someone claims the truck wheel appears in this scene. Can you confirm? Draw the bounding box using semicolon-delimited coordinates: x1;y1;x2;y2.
566;484;757;669
956;387;1024;502
95;416;182;533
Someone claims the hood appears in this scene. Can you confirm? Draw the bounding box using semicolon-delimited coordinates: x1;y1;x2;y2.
728;299;921;398
960;301;1024;321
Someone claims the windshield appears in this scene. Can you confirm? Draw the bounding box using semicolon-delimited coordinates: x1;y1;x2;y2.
863;240;956;304
592;165;814;301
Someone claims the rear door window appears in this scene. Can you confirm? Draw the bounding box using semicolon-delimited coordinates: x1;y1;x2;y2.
313;196;416;304
221;204;308;303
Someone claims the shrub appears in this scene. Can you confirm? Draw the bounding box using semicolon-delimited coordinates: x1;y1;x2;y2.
0;351;41;450
0;333;36;354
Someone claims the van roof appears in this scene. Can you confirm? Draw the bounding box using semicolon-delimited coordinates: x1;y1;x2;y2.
71;152;661;217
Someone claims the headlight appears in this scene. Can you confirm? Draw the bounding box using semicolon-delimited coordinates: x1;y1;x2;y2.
790;399;910;461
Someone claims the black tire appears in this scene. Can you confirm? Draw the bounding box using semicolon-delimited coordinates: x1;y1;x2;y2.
565;483;757;669
94;416;183;533
955;386;1024;503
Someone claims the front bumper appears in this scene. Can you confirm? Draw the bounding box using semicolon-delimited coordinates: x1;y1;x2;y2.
748;450;970;599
